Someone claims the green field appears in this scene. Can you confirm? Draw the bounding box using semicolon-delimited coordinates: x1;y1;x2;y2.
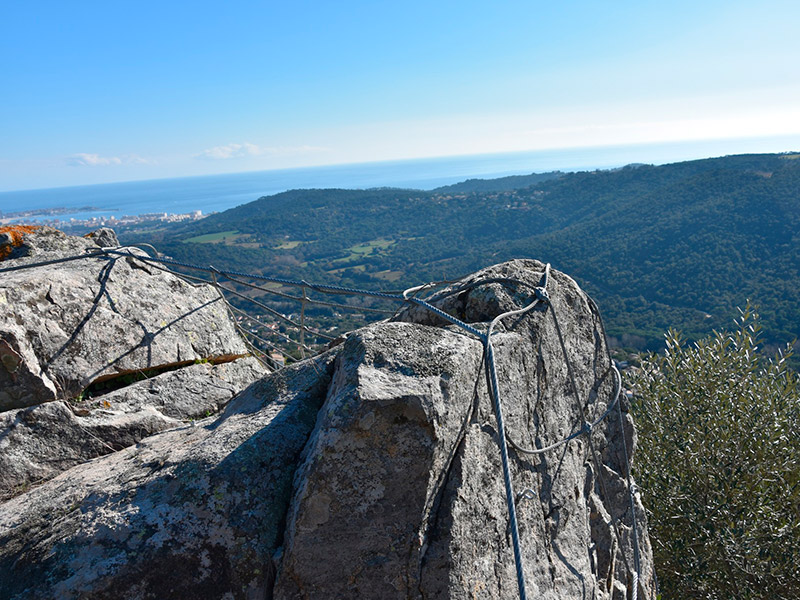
275;240;303;249
351;238;394;252
373;269;404;282
184;230;239;243
332;238;395;264
327;264;368;275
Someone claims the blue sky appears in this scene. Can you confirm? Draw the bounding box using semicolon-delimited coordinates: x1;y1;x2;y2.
1;0;799;191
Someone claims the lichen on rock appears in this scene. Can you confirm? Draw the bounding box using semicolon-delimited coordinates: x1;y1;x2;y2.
0;225;41;261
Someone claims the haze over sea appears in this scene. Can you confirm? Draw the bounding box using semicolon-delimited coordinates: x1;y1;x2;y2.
1;137;796;223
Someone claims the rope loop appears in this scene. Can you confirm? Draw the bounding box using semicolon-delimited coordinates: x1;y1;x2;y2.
516;488;537;504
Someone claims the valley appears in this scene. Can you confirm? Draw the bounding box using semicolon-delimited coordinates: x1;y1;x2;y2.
111;152;800;359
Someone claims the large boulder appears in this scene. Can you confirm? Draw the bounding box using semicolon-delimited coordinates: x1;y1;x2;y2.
0;259;655;600
274;259;655;599
0;227;267;496
0;351;338;600
0;356;265;500
0;226;253;412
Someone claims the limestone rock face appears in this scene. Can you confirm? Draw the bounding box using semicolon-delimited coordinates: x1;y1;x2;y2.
0;352;338;600
0;356;265;500
0;227;251;412
0;257;655;600
0;227;267;496
273;259;655;600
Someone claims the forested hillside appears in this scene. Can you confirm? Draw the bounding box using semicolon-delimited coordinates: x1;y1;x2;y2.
124;153;800;353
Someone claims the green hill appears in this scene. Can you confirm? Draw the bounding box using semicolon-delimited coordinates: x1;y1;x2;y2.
124;152;800;353
432;170;562;193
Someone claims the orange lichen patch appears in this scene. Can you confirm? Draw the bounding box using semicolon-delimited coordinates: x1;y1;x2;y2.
0;225;41;261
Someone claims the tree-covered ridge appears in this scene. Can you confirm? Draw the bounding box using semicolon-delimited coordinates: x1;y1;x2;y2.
431;170;562;193
125;153;800;354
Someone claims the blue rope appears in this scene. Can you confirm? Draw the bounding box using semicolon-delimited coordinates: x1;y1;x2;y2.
505;364;621;456
478;265;550;600
485;340;529;599
404;297;487;340
404;266;551;600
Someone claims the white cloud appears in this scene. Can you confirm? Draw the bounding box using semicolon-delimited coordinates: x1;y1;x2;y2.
67;153;123;167
196;142;262;160
126;154;156;165
66;153;156;167
195;142;327;160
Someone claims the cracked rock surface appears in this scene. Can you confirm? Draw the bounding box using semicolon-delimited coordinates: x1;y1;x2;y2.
0;353;337;600
0;227;253;412
273;259;655;600
0;257;655;599
0;227;266;498
0;356;266;500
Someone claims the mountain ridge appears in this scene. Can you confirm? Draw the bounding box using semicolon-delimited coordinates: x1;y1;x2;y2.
123;152;800;353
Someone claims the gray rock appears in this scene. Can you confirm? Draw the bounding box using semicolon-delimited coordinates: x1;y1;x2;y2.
84;355;266;421
0;351;338;600
0;226;88;263
0;259;655;600
84;228;120;248
0;357;265;500
0;227;252;412
0;401;179;501
274;259;655;599
274;323;485;599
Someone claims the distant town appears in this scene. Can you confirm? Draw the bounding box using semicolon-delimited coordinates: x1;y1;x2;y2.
0;206;209;229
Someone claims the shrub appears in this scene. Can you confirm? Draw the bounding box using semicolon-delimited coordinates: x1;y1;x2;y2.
629;305;800;599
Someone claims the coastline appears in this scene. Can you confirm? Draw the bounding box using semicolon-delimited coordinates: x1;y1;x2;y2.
3;138;798;224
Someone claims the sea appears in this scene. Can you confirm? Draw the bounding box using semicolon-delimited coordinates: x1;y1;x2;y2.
2;137;798;223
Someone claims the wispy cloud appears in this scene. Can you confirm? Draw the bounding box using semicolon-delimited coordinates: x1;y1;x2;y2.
126;154;156;165
196;142;262;160
195;142;327;160
67;153;123;167
66;153;155;167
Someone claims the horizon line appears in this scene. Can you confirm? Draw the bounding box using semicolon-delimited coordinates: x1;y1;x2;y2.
2;136;799;196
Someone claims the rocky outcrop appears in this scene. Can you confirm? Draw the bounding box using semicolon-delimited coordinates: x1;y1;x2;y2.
274;260;654;600
0;227;267;496
0;256;655;600
0;352;337;600
0;356;265;500
0;227;254;412
83;227;120;248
